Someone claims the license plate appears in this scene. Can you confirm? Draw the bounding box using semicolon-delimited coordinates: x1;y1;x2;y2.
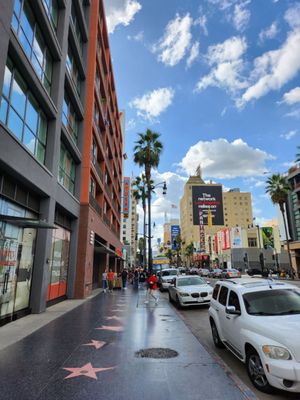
198;297;204;302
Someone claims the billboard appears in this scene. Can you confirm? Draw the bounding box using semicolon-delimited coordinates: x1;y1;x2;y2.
231;227;242;248
222;228;231;250
262;227;274;249
123;177;130;218
192;186;224;226
171;225;180;250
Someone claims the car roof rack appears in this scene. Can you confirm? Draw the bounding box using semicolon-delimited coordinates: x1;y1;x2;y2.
220;279;237;284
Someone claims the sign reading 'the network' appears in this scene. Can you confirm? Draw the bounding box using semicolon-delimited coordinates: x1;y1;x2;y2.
192;186;224;226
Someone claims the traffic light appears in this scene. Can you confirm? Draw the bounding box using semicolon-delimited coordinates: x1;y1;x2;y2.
259;252;264;269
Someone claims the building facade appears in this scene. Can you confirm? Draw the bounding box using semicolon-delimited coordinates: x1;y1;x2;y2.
120;179;139;268
180;175;253;257
75;0;123;298
0;0;91;325
286;165;300;276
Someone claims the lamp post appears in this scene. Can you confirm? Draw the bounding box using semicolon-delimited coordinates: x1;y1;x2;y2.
148;181;167;272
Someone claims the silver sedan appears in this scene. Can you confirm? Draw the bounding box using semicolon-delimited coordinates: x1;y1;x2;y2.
168;275;213;308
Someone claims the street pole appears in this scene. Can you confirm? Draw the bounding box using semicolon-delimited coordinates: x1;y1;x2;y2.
148;183;152;272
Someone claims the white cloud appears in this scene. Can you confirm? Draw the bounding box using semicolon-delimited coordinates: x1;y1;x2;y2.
127;31;144;42
285;108;300;119
152;13;193;67
126;118;136;131
232;1;251;32
259;22;279;43
178;138;274;179
186;42;200;68
240;30;300;106
207;0;237;11
195;36;248;93
282;87;300;105
284;3;300;30
194;15;208;35
129;87;175;120
104;0;142;34
280;130;297;140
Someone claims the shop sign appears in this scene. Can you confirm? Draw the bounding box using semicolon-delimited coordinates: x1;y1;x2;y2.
199;208;206;252
222;228;231;250
123;177;130;219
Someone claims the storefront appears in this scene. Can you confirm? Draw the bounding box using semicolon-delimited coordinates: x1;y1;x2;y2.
0;197;37;325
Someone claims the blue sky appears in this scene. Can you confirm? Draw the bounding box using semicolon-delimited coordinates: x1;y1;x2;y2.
104;0;300;245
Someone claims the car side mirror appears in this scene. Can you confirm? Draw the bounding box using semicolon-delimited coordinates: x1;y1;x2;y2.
226;306;241;315
206;281;210;284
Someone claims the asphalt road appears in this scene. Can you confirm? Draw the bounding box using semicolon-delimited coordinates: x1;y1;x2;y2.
162;278;300;400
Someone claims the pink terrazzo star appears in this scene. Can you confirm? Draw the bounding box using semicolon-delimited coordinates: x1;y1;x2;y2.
63;363;114;380
106;316;123;321
96;325;124;332
82;340;106;349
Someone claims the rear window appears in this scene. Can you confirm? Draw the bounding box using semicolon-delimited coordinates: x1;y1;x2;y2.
218;286;229;306
213;284;220;300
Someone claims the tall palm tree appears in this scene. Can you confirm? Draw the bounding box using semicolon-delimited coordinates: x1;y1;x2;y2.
174;234;182;268
295;146;300;163
133;129;163;270
132;175;153;268
266;174;293;278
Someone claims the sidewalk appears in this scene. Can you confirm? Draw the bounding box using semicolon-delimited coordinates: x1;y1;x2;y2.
0;287;255;400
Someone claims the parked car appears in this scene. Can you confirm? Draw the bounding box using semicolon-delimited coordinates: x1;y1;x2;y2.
221;269;241;279
209;278;300;394
189;267;199;275
247;268;269;277
209;268;223;278
168;275;213;308
158;268;178;291
198;268;210;277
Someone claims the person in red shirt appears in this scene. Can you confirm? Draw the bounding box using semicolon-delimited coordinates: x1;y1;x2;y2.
107;269;115;293
144;272;159;304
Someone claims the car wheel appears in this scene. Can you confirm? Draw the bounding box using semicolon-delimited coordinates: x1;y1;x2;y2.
168;292;173;303
246;348;274;394
175;294;182;309
210;320;225;348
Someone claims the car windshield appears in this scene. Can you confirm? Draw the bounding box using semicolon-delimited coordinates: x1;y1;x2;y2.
162;270;177;276
177;277;206;286
243;289;300;316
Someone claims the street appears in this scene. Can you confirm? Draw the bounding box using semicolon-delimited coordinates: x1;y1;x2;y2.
162;278;300;400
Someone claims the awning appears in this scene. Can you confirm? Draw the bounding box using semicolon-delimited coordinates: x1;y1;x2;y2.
94;239;125;259
0;215;57;229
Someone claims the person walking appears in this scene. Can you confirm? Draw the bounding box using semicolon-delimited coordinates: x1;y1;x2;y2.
144;272;159;304
102;269;108;293
121;268;128;290
107;268;114;293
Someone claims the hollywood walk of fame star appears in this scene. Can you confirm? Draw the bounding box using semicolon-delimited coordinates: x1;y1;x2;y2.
111;308;123;312
96;325;124;332
106;316;123;321
82;340;106;349
63;363;115;380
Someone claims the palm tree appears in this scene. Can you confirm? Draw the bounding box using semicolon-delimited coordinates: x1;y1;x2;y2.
133;129;163;270
174;234;182;268
266;174;293;278
185;242;194;267
165;248;173;264
296;146;300;163
132;175;153;268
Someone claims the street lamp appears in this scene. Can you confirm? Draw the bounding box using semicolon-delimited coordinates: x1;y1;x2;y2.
147;181;167;271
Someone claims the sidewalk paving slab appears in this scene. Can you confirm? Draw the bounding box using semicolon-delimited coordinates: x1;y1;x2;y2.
0;288;255;400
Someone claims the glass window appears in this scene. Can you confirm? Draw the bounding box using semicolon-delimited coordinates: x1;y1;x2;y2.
42;0;58;30
91;139;97;164
11;0;53;94
62;94;79;143
218;286;228;306
90;178;95;195
0;60;47;163
71;2;83;53
59;142;76;194
66;45;81;95
212;284;220;300
228;290;241;312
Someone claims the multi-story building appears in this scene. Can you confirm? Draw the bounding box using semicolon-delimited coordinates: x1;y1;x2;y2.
75;0;123;297
0;0;91;325
286;165;300;276
180;174;253;254
121;182;138;268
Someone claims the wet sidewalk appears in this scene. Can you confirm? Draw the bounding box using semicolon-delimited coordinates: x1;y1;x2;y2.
0;288;253;400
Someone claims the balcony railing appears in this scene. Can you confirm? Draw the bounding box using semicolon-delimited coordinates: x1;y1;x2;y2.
89;193;102;216
95;162;103;182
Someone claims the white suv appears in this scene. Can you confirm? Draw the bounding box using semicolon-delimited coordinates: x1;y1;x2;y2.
209;278;300;394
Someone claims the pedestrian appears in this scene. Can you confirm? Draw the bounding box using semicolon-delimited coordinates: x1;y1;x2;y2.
145;272;159;304
121;268;128;289
139;269;146;288
107;268;114;293
102;269;108;293
133;268;139;289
